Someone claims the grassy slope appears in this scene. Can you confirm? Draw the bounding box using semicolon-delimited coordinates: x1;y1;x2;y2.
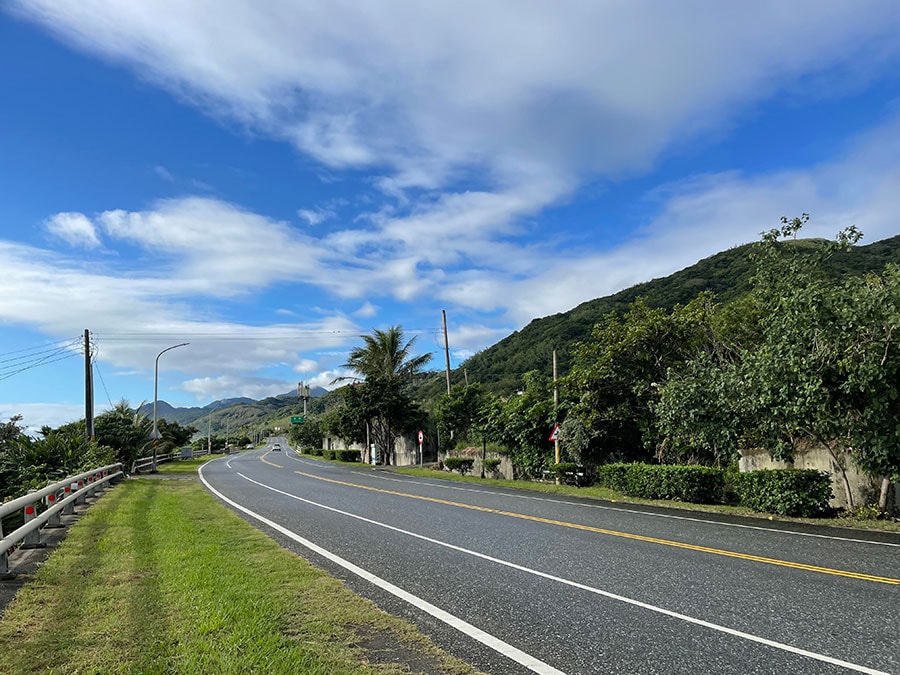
0;478;476;675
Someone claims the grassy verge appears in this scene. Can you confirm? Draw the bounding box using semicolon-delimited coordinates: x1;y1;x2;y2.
392;467;900;534
0;479;476;674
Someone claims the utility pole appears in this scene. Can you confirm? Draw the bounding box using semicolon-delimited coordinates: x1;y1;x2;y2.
207;410;211;454
298;381;310;416
553;349;560;466
84;329;94;440
442;309;451;395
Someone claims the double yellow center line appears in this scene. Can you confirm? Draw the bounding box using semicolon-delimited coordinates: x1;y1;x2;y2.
295;470;900;586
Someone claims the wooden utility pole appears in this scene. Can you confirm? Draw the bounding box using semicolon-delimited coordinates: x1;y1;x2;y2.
553;349;559;465
442;309;451;395
84;329;94;440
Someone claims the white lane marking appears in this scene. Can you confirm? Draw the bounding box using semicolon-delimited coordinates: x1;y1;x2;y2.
228;471;889;675
197;467;563;675
346;470;900;548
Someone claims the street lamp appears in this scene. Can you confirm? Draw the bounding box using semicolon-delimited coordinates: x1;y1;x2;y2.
151;342;189;471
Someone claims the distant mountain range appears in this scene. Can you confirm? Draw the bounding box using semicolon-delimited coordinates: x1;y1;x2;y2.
141;386;327;437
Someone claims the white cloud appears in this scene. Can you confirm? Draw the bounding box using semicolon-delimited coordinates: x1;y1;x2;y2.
12;0;900;197
45;212;102;248
154;165;175;182
181;375;293;401
292;358;318;374
297;208;330;226
0;402;112;436
353;301;378;318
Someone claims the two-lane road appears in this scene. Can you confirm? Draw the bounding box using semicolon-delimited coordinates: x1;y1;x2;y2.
200;444;900;674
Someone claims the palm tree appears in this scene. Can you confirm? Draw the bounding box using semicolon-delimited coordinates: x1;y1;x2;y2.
331;326;431;465
336;326;432;383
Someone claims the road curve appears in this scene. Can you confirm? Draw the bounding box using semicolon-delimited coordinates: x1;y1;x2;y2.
199;441;900;675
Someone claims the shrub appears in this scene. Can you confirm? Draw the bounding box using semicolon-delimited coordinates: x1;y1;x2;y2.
331;449;359;462
595;464;630;493
307;447;324;456
444;457;475;475
549;462;579;479
596;463;724;503
732;469;832;517
482;458;501;474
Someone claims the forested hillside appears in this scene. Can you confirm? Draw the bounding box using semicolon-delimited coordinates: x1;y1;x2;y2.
457;234;900;393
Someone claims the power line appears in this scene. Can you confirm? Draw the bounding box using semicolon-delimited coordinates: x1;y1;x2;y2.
0;335;82;358
93;360;114;409
0;351;80;382
0;337;83;365
92;330;433;343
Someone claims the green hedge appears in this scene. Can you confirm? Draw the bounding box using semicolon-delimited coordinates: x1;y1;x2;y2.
482;458;501;473
331;449;359;462
444;457;475;475
731;469;832;517
596;463;724;504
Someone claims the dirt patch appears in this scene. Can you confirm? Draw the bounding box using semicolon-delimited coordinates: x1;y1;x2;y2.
348;624;470;674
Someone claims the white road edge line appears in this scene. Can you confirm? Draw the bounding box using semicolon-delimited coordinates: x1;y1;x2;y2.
336;467;900;548
197;466;564;675
220;469;889;675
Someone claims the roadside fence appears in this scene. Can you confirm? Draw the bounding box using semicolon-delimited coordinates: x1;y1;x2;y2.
130;446;214;473
0;463;123;579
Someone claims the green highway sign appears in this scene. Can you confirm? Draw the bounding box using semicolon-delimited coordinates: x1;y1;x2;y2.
290;416;305;424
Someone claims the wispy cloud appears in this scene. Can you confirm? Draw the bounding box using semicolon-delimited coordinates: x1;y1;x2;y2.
13;1;900;197
154;164;175;182
45;212;102;248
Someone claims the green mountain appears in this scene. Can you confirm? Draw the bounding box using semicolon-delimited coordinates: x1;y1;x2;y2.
145;387;328;439
146;234;900;425
455;234;900;393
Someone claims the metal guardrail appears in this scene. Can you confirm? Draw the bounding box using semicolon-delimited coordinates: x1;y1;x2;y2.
0;463;123;578
130;446;216;473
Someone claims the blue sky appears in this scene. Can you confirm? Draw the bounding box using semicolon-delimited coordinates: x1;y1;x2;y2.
2;1;900;432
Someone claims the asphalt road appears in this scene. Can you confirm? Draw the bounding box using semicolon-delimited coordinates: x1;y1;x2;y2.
199;439;900;675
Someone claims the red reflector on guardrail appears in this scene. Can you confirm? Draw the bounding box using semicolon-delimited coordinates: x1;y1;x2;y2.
64;485;71;493
47;494;55;502
25;506;35;515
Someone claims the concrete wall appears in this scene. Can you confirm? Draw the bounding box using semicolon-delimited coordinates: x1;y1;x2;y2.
440;447;515;480
739;446;898;511
321;433;435;466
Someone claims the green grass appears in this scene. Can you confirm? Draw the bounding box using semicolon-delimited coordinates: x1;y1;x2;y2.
154;455;226;474
393;467;900;533
0;479;476;674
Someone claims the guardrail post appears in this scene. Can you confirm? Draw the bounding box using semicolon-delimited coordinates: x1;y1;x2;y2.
45;492;63;528
21;504;45;549
75;479;86;504
0;517;11;579
62;484;74;515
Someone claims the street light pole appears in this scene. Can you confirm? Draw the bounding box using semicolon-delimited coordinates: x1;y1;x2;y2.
151;342;189;472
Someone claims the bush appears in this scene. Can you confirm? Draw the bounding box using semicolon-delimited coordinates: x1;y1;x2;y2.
595;464;629;493
331;449;359;462
595;463;725;503
549;462;579;478
482;458;501;474
732;469;832;517
444;457;475;475
307;447;324;456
